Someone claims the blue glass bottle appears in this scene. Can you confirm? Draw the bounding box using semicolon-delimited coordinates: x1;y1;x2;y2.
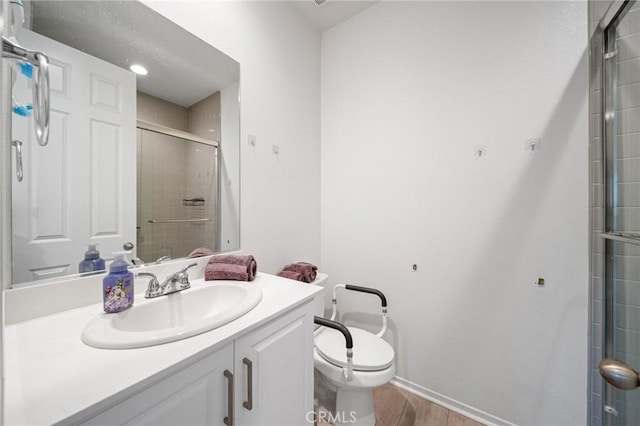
79;243;106;274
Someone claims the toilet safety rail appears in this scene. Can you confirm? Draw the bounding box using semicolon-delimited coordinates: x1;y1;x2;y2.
314;316;353;382
330;284;388;337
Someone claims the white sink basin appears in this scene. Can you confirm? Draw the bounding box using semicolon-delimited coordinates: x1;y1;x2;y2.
81;281;263;349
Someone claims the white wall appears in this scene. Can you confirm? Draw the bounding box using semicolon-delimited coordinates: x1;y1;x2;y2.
221;81;240;252
144;1;322;273
321;2;589;425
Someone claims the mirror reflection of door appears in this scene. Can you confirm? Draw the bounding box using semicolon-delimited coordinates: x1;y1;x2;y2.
11;29;136;284
9;0;240;289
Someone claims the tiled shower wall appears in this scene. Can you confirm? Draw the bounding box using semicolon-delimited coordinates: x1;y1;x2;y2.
590;1;640;425
136;92;220;263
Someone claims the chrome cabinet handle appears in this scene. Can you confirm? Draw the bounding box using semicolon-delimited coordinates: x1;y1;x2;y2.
243;358;253;410
223;369;234;426
12;140;23;182
599;358;640;390
33;52;50;147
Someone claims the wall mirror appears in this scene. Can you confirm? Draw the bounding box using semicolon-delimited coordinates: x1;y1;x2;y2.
8;0;240;288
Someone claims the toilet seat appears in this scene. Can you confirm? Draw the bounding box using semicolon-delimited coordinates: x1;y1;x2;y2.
315;327;394;371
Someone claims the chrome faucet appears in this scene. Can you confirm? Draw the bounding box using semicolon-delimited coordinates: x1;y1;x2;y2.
137;263;198;299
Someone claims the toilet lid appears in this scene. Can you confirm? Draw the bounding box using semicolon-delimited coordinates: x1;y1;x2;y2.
315;327;394;371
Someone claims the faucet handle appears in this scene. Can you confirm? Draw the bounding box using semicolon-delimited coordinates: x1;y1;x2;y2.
176;262;198;289
137;272;161;298
181;262;198;274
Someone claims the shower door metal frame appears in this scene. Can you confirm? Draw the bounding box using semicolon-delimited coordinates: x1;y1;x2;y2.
136;121;222;257
599;0;640;423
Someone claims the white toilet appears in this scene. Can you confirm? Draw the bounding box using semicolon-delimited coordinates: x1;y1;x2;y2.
312;275;396;426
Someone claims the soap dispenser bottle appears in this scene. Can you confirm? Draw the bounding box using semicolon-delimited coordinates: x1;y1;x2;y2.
103;251;134;313
79;243;106;274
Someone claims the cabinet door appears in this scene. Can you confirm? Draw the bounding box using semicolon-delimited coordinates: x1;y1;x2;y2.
79;342;234;426
235;303;315;426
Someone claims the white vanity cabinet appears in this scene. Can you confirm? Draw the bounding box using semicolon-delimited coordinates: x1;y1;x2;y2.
4;273;323;426
75;303;314;426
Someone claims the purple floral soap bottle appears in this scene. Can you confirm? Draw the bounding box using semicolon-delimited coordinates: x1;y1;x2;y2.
103;252;134;313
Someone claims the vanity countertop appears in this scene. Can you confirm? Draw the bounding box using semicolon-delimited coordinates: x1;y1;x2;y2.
4;272;322;425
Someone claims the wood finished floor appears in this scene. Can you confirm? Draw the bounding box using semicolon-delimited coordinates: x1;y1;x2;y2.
373;384;486;426
319;383;485;426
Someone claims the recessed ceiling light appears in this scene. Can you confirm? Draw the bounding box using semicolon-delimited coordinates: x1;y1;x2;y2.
130;64;148;75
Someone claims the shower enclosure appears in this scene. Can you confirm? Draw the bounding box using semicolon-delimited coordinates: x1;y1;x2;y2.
136;122;220;263
594;1;640;424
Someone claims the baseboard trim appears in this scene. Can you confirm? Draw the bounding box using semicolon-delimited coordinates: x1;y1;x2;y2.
390;376;517;426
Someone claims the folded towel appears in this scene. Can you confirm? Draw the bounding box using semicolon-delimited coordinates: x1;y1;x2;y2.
206;254;257;281
278;270;305;281
205;263;253;281
188;247;214;258
281;262;317;283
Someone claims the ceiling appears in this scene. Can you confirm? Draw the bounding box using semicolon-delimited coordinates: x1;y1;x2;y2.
26;0;375;107
290;0;379;32
30;1;239;108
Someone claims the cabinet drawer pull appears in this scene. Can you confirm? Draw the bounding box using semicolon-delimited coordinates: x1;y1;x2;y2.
243;357;253;411
223;370;234;426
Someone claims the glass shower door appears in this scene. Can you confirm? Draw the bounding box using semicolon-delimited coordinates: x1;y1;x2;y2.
136;127;219;263
600;1;640;424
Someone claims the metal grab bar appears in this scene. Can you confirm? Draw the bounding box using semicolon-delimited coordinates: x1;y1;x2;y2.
601;231;640;246
2;36;51;147
148;218;211;224
12;140;23;182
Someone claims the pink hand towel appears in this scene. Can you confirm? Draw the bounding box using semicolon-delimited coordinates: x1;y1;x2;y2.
282;262;317;283
188;247;214;258
278;270;305;281
205;263;252;281
207;254;257;281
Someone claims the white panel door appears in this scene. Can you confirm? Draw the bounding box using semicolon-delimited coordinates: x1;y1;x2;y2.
11;29;136;284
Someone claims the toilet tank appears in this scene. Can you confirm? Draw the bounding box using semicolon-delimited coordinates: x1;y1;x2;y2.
311;273;329;319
